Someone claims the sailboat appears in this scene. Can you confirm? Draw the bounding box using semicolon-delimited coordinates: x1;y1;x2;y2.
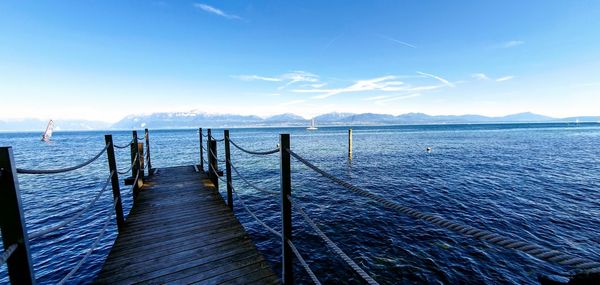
41;120;55;142
306;119;318;130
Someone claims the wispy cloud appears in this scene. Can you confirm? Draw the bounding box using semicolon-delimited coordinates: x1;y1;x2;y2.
375;93;421;104
232;75;282;82
193;3;241;20
279;99;305;106
471;73;490;81
378;34;417;48
417;71;454;87
496;76;514;82
233;71;321;89
501;40;524;48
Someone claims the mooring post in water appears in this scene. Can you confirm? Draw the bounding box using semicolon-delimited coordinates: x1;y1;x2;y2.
207;129;212;175
348;128;353;160
131;131;141;200
199;128;204;173
144;128;153;175
224;130;233;210
0;147;36;285
209;140;219;188
279;134;293;284
105;135;125;232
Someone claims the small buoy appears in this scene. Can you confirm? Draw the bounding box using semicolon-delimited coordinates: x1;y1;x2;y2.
426;147;432;153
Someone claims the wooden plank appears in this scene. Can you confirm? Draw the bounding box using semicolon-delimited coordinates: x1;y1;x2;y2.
94;165;278;284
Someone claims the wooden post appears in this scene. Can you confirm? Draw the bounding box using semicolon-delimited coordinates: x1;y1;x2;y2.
209;140;218;189
348;128;353;160
224;130;233;210
280;134;293;284
207;129;212;175
0;147;36;284
199;128;204;173
144;128;153;175
131;131;140;200
105;135;125;232
138;142;145;177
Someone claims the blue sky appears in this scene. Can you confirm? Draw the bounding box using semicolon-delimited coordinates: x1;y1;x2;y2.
1;1;599;122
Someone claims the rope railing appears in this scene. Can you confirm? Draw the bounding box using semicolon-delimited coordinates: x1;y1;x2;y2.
228;180;282;238
117;155;138;175
28;171;114;240
16;144;109;175
208;147;227;164
287;240;321;285
56;208;113;285
113;138;135;149
229;160;279;195
229;139;280;156
289;195;380;285
0;244;18;267
286;148;600;274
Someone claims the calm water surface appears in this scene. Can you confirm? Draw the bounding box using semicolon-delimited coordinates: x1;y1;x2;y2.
1;123;599;284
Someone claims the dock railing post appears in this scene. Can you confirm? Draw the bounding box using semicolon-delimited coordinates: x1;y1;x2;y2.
0;147;36;285
207;129;212;175
138;142;145;178
105;135;125;232
199;128;204;173
209;140;218;189
131;130;140;200
224;130;233;210
144;128;153;175
280;134;293;284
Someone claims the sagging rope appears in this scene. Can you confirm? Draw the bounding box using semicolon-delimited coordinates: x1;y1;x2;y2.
117;155;138;175
229;139;280;156
289;195;380;285
287;149;600;274
28;171;113;239
113;138;135;149
17;144;109;175
208;147;227;164
211;136;225;142
57;208;113;285
229;160;279;195
0;244;18;267
288;240;322;285
207;162;281;238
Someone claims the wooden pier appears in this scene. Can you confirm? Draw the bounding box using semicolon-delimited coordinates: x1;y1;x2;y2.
94;165;278;284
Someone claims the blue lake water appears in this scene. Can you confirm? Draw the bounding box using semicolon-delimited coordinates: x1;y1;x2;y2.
1;123;599;284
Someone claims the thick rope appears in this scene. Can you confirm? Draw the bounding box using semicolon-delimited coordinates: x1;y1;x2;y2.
229;139;280;156
29;171;113;239
211;136;225;142
229;160;279;195
208;148;226;164
290;195;380;285
0;244;18;267
117;155;138;175
287;149;600;274
287;240;322;285
212;166;282;238
113;138;134;149
56;208;112;285
17;144;109;174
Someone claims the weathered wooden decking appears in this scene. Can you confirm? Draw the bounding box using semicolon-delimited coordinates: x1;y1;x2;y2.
94;166;279;284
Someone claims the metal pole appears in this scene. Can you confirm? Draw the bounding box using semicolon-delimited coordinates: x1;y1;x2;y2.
144;128;153;175
199;128;204;173
209;140;218;188
131;131;140;200
280;134;293;284
224;130;233;210
0;147;36;284
348;128;353;160
105;135;125;232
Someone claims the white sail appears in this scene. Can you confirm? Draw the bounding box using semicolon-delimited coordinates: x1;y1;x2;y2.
41;120;54;141
307;118;318;130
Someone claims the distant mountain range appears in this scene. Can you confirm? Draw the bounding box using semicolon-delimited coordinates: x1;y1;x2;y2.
1;112;599;131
